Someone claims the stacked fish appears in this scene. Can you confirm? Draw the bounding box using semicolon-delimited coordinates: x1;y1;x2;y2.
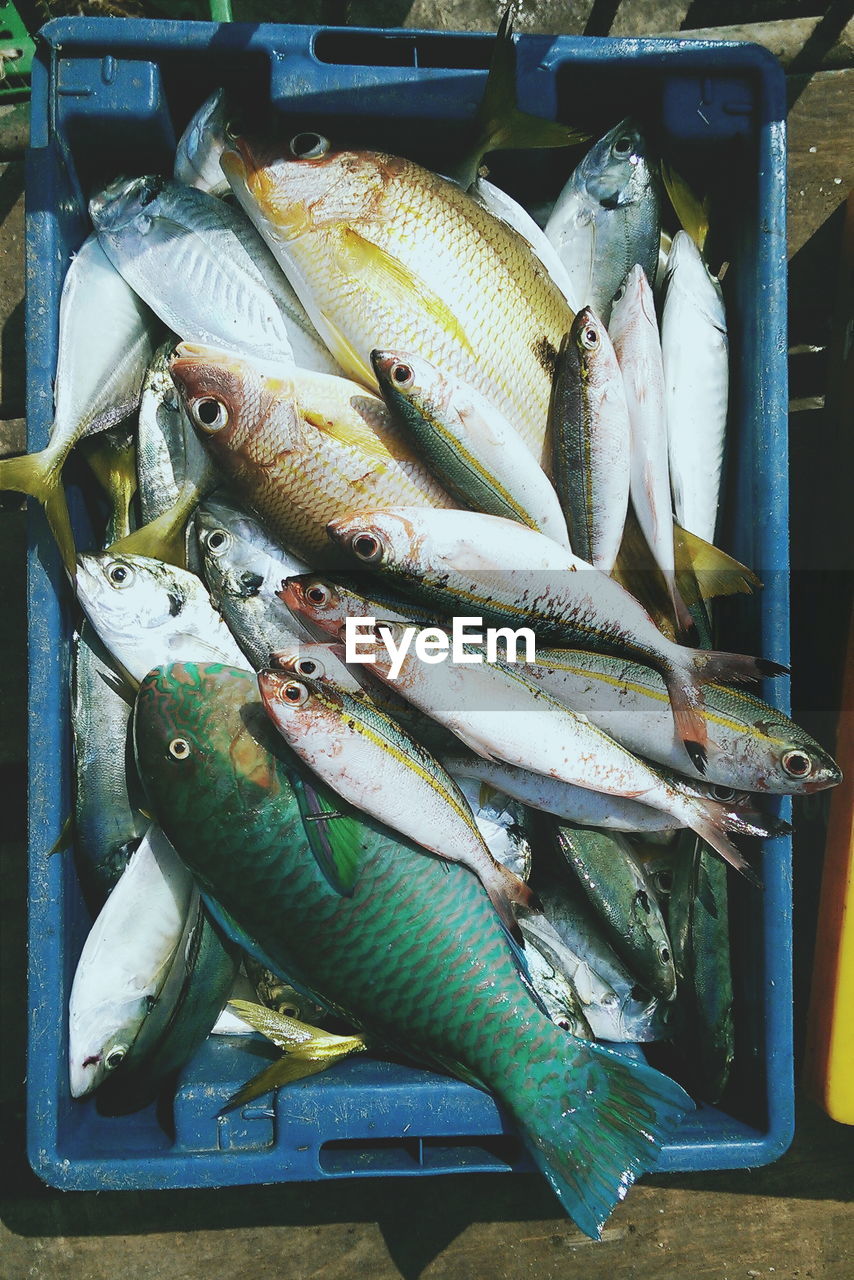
7;47;841;1240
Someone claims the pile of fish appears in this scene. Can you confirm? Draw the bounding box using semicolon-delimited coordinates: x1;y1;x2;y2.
9;25;841;1241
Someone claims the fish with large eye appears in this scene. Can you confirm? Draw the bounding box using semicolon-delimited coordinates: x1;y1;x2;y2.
349;533;384;565
288;132;331;161
189;396;230;433
106;559;135;589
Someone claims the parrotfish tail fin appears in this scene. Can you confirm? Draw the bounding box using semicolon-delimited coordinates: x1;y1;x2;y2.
0;447;77;576
674;524;762;601
506;1034;692;1239
109;483;199;569
483;862;541;944
449;8;588;188
683;798;763;887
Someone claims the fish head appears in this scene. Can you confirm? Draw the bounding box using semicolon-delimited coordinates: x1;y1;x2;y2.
89;175;167;236
325;509;422;572
75;552;213;679
270;643;356;689
581;119;652;209
370;349;453;418
664;230;726;326
772;738;842;794
221;132;394;240
133;663;267;810
170;342;304;462
611;262;655;328
569;306;609;364
68;995;147;1099
258;668;346;749
174;88;230;193
279;575;350;639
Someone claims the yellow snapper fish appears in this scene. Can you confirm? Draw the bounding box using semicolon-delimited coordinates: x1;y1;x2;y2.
221;135;575;469
168;344;454;564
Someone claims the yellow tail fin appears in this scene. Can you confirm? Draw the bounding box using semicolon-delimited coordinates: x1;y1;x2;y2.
0;447;77;575
108;481;200;569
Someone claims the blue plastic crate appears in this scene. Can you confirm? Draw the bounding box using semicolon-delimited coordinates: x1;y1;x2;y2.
25;18;792;1192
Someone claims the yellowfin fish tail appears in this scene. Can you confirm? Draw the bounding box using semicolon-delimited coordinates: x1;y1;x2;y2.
0;447;77;575
109;481;203;570
501;1030;692;1239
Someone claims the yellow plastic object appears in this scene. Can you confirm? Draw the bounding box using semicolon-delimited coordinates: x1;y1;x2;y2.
804;613;854;1122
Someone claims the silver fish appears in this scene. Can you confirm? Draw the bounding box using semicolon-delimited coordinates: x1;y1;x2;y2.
545;119;661;323
174;89;230;196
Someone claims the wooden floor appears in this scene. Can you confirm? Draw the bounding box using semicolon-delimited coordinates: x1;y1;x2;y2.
1;4;853;1276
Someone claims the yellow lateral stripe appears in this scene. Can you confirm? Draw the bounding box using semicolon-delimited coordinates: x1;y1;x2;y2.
424;409;532;524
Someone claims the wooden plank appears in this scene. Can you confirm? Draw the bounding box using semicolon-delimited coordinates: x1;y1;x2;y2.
787;69;854;259
661;16;854;70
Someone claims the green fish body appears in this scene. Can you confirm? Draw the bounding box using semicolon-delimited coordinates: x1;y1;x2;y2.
133;662;691;1238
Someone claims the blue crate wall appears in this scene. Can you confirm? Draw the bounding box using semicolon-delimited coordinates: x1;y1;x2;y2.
25;19;791;1191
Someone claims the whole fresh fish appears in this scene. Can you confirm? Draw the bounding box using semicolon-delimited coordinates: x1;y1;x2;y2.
169;345;454;563
666;833;735;1102
174;89;230;196
545;119;661;324
90;177;340;376
610;265;692;635
371;349;570;547
548;823;676;1001
133;661;691;1238
521;647;839;794
136;341;217;525
549;307;630;570
68;824;194;1098
0;233;158;572
221;133;574;467
259;668;536;938
662;231;729;544
75;552;246;684
524;878;672;1043
97;892;241;1113
325;507;787;770
335;618;769;879
520;932;594;1039
71;623;147;906
195;497;312;666
453;775;533;882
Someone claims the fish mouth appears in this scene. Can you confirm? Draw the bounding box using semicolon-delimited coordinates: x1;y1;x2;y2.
89;175;166;233
70;1054;105;1099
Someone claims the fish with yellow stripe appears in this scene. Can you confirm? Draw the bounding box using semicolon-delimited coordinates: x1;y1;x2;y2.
522;648;840;794
220;132;575;470
258;667;538;940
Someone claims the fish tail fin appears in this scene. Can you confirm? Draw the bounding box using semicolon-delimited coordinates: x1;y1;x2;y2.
664;568;698;642
108;484;199;569
0;447;77;575
453;9;588;187
674;524;762;600
661;160;710;254
683;798;763;886
485;862;541;943
504;1030;692;1238
695;649;790;687
713;802;792;841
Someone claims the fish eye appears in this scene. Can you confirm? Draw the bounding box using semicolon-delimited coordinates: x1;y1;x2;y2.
712;784;737;802
613;283;625;303
105;1047;126;1070
282;680;310;706
390;362;414;389
580;324;599;349
168;737;191;760
306;582;332;607
205;528;231;555
295;657;322;678
782;749;812;778
613;133;634;156
281;1003;301;1018
351;533;383;564
191;397;229;432
658;944;670;964
106;560;134;588
653;868;673;896
289;132;330;160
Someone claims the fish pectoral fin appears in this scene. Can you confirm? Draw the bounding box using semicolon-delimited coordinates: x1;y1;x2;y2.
337;227;474;357
446;722;506;763
293;774;364;896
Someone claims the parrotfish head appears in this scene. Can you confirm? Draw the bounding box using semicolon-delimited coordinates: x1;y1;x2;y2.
220;132;402;238
169;343;304;460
